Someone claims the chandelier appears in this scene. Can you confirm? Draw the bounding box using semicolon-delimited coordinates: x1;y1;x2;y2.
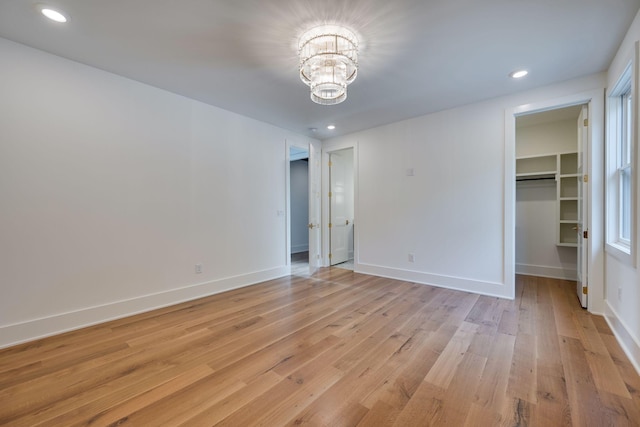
298;25;359;105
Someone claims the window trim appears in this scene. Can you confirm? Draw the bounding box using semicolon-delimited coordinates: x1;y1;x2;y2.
606;51;637;266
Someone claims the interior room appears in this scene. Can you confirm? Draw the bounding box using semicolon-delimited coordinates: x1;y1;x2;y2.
1;0;640;425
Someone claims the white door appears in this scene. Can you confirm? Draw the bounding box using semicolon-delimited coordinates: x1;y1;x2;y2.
308;141;322;275
576;105;589;308
329;152;349;265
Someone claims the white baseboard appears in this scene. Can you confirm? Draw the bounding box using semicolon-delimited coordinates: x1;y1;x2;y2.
0;266;290;349
604;301;640;376
291;244;309;254
355;262;512;299
515;263;577;280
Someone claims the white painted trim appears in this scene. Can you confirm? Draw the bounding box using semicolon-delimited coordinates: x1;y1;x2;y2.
285;138;314;266
355;262;512;300
515;263;577;280
0;266;290;349
604;301;640;375
504;108;516;298
291;244;309;253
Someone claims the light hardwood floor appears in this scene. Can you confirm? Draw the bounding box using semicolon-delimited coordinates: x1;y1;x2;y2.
1;270;638;426
290;251;310;276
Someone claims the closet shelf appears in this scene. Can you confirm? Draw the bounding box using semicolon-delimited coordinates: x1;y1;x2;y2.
516;151;580;246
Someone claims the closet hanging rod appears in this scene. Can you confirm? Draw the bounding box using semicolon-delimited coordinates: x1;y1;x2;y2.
516;176;556;182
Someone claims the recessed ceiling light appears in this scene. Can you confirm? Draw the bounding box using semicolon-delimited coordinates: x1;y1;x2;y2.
41;7;68;23
510;70;528;79
327;125;336;130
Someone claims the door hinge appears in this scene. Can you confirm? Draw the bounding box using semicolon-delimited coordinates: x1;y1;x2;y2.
582;286;588;295
328;222;332;228
583;118;588;127
328;161;332;167
583;230;588;239
328;191;332;198
583;174;588;183
328;253;332;259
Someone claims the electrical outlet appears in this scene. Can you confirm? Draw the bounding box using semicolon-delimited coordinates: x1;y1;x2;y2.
408;253;415;262
195;264;202;274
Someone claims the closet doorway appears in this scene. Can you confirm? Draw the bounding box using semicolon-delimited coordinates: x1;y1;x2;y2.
515;104;589;307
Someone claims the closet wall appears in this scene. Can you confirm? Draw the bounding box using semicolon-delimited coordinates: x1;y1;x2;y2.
516;115;578;279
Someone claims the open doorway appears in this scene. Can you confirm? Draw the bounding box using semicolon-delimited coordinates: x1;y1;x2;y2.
514;104;588;307
328;148;355;270
506;89;604;310
289;146;309;276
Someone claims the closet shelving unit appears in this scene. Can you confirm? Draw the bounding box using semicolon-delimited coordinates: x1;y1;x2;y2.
516;151;579;247
558;152;579;246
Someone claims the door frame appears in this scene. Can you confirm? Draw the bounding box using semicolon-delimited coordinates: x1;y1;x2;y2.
285;139;317;273
322;141;358;269
504;89;605;313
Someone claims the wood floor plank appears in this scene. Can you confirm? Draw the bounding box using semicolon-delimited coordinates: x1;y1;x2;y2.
0;272;638;426
573;309;632;399
358;322;458;413
559;335;608;427
424;321;478;389
534;279;572;425
431;351;487;425
391;380;445;426
63;364;217;427
473;332;516;410
507;330;538;403
600;333;640;408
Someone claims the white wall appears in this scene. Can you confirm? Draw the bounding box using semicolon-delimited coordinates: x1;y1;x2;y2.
516;119;578;156
516;181;577;279
516;119;578;279
290;160;309;253
0;38;315;348
324;73;606;299
604;10;640;373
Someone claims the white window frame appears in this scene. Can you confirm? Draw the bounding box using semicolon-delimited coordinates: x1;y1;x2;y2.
606;57;637;266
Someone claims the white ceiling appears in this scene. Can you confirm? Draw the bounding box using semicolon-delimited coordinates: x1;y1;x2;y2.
1;0;638;140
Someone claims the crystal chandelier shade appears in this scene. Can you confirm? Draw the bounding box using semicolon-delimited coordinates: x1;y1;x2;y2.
298;25;359;105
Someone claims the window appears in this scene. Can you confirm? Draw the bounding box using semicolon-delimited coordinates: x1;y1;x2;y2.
607;61;635;263
619;88;632;243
